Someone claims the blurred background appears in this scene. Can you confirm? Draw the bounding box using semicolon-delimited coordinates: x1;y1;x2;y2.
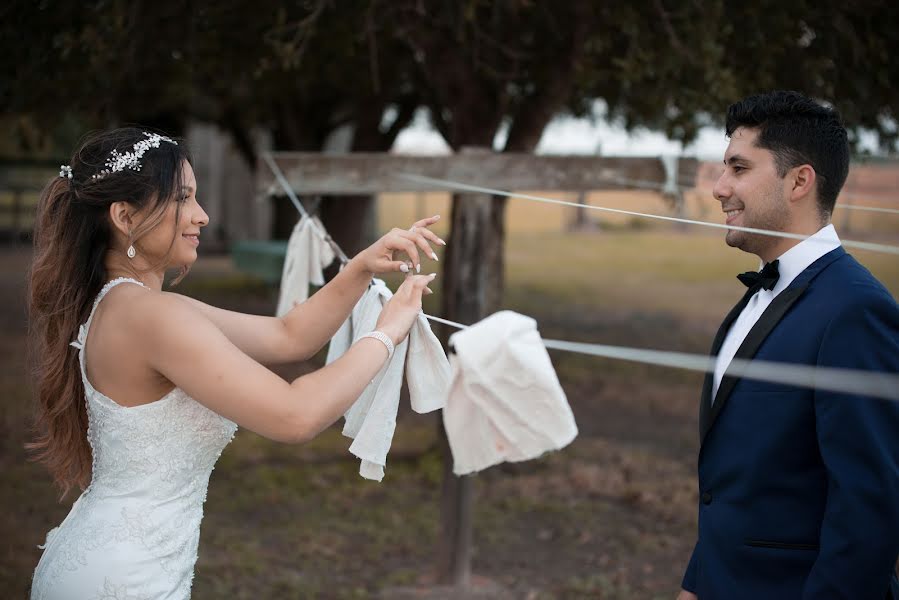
2;2;898;598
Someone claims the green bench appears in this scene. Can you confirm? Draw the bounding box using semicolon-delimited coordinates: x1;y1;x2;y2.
230;240;288;285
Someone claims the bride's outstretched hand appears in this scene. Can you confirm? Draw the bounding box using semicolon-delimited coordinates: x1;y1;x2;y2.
376;273;438;345
355;215;445;275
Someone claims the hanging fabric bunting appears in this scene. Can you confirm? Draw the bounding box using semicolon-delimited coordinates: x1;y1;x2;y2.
275;215;336;317
443;310;578;475
327;279;450;481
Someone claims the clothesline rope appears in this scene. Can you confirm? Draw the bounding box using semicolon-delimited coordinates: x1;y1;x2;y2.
395;173;899;256
594;172;899;215
263;156;898;401
263;152;899;217
836;205;899;215
422;314;899;402
263;153;351;265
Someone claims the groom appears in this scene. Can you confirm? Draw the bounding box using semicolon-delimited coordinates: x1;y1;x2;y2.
678;91;899;599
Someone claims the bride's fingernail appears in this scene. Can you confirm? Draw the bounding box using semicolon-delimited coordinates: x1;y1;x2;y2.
416;263;421;273
438;239;446;245
400;263;409;273
431;252;439;261
428;273;437;278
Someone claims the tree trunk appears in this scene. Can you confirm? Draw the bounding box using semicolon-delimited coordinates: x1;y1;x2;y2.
321;96;418;270
319;194;377;257
405;6;587;583
569;191;594;231
436;148;507;585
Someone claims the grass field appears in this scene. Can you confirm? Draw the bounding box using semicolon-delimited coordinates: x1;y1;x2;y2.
1;223;897;598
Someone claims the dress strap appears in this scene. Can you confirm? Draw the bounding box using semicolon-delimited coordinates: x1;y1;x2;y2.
71;277;148;350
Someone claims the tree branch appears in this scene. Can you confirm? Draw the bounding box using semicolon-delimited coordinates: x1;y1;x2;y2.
503;2;591;152
654;0;694;63
382;93;420;147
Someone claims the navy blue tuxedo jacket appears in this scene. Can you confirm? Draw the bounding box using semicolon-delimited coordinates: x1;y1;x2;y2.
682;247;899;599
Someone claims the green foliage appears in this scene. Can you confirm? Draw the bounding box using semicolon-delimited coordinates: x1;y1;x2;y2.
568;1;899;149
1;1;419;155
3;1;897;157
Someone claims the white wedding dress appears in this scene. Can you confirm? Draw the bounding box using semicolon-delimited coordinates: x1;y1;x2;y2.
31;278;237;600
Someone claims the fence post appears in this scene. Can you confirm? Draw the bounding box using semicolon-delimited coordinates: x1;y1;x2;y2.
436;147;506;586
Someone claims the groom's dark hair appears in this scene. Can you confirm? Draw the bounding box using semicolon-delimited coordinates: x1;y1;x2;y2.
726;91;849;219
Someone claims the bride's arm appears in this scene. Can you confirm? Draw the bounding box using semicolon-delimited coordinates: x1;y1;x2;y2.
141;273;435;443
167;257;372;365
167;216;443;365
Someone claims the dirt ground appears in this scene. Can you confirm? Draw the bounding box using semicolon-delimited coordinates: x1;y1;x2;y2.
2;228;897;599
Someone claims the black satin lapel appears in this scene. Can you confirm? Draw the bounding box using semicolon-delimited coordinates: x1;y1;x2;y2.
699;289;755;440
701;282;810;444
713;293;752;356
698;372;714;442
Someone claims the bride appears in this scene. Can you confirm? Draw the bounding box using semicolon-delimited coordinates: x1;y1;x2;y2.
27;128;441;599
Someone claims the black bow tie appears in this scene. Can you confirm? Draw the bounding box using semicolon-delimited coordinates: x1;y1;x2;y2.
737;260;780;292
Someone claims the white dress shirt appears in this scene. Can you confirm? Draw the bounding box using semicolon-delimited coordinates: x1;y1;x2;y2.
712;224;842;401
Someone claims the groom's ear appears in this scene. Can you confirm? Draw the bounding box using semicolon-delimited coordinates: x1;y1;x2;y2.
788;164;816;205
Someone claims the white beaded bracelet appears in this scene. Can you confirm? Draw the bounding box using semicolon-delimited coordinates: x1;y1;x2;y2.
360;331;395;360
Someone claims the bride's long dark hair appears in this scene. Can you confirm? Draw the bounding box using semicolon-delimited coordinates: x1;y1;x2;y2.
27;128;191;497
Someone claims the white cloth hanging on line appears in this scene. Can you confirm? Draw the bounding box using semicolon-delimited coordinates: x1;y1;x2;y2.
275;215;336;317
443;310;578;475
405;314;452;414
327;279;451;481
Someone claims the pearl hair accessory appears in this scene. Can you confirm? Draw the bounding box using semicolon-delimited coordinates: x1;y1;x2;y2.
59;165;73;179
91;132;178;181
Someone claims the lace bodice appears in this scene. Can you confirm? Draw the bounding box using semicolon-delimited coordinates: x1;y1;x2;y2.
31;278;237;600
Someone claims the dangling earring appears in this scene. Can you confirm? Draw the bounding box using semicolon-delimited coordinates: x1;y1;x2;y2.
127;244;136;259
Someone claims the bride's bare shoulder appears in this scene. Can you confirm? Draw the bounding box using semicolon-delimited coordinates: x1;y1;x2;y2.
93;283;210;348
